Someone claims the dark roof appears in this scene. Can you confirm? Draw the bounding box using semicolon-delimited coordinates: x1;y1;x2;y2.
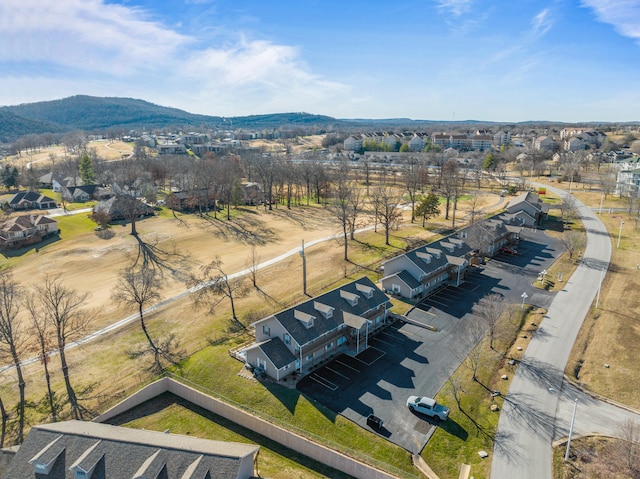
9;191;57;206
395;270;422;289
264;277;389;347
5;420;258;479
67;184;100;196
257;337;297;369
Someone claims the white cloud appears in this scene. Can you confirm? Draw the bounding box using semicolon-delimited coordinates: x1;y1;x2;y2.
435;0;473;17
0;0;190;75
0;0;350;115
531;8;553;38
581;0;640;44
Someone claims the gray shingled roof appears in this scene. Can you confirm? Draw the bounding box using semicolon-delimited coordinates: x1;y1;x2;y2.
5;421;258;479
258;337;297;369
268;277;389;347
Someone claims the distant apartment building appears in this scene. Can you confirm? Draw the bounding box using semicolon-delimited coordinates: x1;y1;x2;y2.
343;135;363;151
408;134;427;151
533;135;555;151
564;137;586;152
493;130;511;147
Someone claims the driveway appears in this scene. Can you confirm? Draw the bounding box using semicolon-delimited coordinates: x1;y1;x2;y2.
298;229;563;453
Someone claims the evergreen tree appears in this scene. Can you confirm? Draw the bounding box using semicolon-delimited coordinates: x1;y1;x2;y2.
78;152;96;184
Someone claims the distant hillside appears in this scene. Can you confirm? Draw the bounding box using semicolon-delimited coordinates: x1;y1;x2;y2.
0;96;348;142
2;95;222;132
0;109;64;143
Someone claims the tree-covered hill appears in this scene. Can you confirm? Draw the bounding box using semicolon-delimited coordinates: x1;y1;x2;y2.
2;95;221;131
0;96;349;141
0;109;64;143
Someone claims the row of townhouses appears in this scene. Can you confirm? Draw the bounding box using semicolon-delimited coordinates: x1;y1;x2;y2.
242;192;548;382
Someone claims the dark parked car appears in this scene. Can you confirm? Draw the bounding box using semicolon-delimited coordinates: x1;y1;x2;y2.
367;414;384;429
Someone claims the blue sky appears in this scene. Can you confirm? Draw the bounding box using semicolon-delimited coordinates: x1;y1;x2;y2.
1;0;639;122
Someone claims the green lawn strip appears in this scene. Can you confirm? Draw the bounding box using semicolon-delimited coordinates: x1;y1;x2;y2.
56;213;95;239
118;393;354;479
170;342;418;478
422;307;530;479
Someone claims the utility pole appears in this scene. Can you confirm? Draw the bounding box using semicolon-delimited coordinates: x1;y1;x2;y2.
300;239;307;295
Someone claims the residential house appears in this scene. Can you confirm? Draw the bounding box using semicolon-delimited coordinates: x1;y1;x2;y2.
166;189;215;212
8;191;58;211
244;277;391;381
38;172;65;192
504;191;549;226
93;196;154;221
380;237;471;300
0;215;58;249
4;420;259;479
63;185;113;203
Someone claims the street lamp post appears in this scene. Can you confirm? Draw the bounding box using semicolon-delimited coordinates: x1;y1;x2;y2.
564;398;579;462
539;269;547;285
617;219;624;248
521;292;528;310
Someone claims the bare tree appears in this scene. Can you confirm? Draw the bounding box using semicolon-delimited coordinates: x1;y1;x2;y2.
329;165;358;261
0;271;27;442
25;297;59;422
112;267;175;373
616;419;640;477
563;230;586;261
31;275;90;419
401;157;423;223
186;257;249;332
441;159;460;223
472;293;508;350
371;181;404;245
600;172;617;199
247;245;260;288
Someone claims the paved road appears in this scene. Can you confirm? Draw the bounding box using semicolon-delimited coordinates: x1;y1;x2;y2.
491;185;612;478
555;382;640;441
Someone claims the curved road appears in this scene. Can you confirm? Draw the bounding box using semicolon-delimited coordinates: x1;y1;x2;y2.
491;185;613;478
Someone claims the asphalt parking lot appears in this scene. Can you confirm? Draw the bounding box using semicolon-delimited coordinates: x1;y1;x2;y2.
297;228;563;453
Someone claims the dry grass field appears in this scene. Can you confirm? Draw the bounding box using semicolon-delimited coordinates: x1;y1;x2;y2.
0;191;503;427
6;139;134;169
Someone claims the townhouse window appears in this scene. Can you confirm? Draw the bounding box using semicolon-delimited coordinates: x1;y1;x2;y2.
337;336;347;346
306;354;313;361
263;325;270;336
284;333;290;345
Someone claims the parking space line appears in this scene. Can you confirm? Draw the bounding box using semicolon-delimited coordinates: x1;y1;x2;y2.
355;347;386;366
371;336;396;346
335;359;360;373
310;373;338;391
380;330;404;341
326;366;350;380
